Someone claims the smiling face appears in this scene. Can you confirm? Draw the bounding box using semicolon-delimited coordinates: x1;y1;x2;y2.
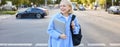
60;4;70;14
60;1;72;14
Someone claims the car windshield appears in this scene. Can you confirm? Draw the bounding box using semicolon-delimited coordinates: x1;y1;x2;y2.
116;6;120;9
26;8;32;12
24;8;44;13
111;6;120;9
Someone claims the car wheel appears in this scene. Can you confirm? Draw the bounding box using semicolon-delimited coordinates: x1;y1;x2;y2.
16;15;21;19
109;11;114;14
36;14;42;19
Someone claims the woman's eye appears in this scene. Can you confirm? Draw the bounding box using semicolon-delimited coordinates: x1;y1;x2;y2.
60;5;66;7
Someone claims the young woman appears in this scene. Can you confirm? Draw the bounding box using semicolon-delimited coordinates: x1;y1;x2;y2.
47;0;80;47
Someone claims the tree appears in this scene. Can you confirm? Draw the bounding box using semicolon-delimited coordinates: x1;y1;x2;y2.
55;0;61;4
10;0;24;7
114;0;119;5
80;0;87;5
0;0;7;5
77;0;82;4
71;0;77;2
29;0;45;5
47;0;52;4
87;0;95;4
22;0;30;5
99;0;105;6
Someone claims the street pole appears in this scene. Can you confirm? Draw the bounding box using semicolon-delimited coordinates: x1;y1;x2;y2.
52;0;56;6
0;0;1;4
119;1;120;6
45;0;47;7
53;0;54;5
112;0;114;6
105;0;107;11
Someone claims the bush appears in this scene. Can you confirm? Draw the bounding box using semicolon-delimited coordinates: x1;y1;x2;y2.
0;11;17;15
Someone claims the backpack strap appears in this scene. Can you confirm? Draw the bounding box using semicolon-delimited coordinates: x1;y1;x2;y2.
71;14;76;22
70;14;76;34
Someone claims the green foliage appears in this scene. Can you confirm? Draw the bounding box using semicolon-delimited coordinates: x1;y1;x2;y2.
0;11;17;15
55;0;61;4
86;0;95;4
0;0;62;6
29;0;44;5
1;0;119;8
99;0;105;5
0;0;7;5
106;0;119;6
80;0;87;4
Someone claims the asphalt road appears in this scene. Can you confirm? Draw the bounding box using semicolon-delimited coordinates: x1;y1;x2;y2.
75;10;120;47
0;9;120;47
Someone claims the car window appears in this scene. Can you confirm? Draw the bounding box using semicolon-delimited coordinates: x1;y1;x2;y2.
32;8;43;13
26;8;32;12
110;7;114;9
37;8;44;12
33;9;39;12
110;6;116;10
29;8;35;12
116;6;120;9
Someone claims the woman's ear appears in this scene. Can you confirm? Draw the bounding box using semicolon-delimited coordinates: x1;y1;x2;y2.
68;6;72;13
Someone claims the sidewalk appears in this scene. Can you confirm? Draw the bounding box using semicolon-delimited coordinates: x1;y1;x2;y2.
0;14;13;20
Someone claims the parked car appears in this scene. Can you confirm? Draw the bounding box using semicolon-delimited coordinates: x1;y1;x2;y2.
72;3;78;11
16;7;47;19
107;6;120;14
72;6;78;11
79;5;86;11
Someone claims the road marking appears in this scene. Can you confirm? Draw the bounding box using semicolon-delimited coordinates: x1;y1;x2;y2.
35;43;85;46
1;43;120;46
78;43;84;46
0;43;32;46
88;43;106;46
0;43;7;46
35;43;48;46
110;43;120;46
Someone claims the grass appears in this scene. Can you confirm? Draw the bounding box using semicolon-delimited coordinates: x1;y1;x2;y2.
0;11;17;15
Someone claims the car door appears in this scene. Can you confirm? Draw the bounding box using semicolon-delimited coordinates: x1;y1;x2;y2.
23;8;31;17
29;8;36;17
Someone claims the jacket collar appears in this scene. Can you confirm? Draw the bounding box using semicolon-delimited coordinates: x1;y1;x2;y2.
58;12;73;18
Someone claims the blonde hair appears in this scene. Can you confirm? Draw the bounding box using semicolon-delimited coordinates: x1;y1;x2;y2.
60;0;73;13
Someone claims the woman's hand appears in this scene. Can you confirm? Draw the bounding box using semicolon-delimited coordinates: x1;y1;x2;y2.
60;34;67;39
71;21;75;30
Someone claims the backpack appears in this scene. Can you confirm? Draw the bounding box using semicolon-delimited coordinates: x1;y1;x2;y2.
70;15;82;46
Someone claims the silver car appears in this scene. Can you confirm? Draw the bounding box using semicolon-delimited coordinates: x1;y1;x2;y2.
79;5;86;11
107;6;120;14
1;5;17;11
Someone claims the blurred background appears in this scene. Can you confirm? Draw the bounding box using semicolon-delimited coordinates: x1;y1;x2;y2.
0;0;120;47
0;0;120;15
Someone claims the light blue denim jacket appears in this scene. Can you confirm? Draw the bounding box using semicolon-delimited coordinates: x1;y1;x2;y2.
47;13;80;47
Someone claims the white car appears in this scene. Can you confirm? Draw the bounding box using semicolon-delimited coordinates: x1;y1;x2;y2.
107;6;120;14
1;5;17;11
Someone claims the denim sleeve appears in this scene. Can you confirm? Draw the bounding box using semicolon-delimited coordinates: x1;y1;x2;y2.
73;17;80;34
47;16;61;39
